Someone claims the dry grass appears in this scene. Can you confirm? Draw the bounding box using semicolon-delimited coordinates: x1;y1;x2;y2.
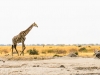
0;45;100;60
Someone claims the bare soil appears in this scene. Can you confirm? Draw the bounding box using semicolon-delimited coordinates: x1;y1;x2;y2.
0;56;100;75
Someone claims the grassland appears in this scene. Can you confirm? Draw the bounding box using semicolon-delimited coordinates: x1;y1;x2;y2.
0;45;100;75
0;45;100;60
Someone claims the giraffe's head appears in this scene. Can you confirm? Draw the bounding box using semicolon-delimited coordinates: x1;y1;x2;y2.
33;22;38;27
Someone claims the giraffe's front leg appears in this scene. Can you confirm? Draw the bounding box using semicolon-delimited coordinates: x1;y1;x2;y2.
20;42;26;56
14;44;19;56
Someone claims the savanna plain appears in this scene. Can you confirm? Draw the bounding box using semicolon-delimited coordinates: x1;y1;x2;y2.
0;45;100;75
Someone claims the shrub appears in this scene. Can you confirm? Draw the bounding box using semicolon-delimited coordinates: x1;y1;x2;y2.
78;45;82;47
88;46;91;48
79;47;87;52
53;54;60;57
75;52;78;55
27;48;38;55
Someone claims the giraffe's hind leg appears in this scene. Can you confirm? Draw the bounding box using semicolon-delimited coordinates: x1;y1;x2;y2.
14;45;19;56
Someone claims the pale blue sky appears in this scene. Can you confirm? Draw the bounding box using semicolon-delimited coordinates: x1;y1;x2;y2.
0;0;100;44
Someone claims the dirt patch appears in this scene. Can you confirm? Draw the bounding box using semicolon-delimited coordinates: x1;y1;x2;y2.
74;66;100;70
74;73;100;75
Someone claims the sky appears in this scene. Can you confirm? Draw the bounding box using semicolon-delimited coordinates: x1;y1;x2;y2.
0;0;100;44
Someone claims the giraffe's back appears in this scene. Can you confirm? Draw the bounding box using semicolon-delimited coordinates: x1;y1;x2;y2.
12;35;22;44
12;34;26;44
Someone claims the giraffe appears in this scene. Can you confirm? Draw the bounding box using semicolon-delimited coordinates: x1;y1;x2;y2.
12;22;38;56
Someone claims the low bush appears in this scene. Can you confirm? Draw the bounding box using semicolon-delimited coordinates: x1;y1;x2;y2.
75;52;78;55
53;54;60;57
78;45;82;47
27;48;39;55
79;47;87;52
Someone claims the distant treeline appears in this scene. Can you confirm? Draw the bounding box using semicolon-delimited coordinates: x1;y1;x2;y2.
0;44;100;46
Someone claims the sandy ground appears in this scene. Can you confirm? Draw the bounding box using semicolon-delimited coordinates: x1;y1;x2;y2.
0;56;100;75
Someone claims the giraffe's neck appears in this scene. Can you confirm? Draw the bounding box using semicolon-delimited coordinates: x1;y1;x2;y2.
23;24;34;36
